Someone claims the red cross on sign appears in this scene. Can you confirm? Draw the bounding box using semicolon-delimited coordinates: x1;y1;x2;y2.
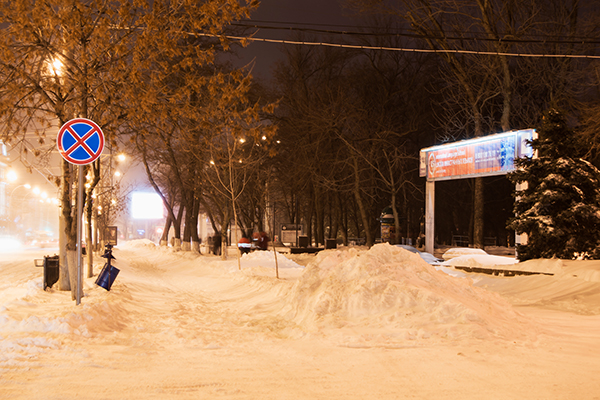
57;118;105;165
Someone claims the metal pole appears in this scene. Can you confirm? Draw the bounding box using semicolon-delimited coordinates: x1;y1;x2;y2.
425;180;435;255
272;202;279;279
76;165;84;305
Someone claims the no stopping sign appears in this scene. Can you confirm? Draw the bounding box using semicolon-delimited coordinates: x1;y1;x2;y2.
57;118;105;165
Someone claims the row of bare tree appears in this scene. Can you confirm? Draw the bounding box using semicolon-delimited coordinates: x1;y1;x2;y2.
2;1;600;288
0;0;266;296
260;0;600;248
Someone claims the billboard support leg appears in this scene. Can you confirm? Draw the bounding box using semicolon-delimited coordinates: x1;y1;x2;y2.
425;180;435;255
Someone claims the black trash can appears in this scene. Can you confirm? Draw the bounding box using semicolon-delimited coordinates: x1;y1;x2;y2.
43;255;60;290
298;235;309;248
95;263;120;291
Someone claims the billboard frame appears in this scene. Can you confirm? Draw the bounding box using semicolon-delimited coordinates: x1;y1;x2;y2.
420;129;534;182
420;129;536;255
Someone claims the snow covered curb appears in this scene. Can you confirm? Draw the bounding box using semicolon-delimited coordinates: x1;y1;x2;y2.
441;248;563;276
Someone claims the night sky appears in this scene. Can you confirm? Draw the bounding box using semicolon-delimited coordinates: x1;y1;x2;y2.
236;0;357;79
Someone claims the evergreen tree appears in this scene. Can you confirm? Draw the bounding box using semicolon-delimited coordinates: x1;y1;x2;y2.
508;109;600;260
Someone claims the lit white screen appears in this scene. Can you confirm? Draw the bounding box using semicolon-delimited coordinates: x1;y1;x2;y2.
131;192;164;219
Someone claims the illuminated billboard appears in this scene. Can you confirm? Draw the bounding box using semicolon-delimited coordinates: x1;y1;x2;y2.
131;192;165;220
419;129;535;181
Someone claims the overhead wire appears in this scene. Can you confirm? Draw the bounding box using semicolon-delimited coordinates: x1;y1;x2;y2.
194;28;600;59
232;20;600;46
108;18;600;59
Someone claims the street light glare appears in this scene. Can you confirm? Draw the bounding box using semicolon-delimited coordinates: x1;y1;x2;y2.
7;169;17;182
117;153;126;162
50;58;63;76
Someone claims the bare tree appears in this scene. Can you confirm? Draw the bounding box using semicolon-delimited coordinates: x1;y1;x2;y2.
345;0;594;247
0;0;258;299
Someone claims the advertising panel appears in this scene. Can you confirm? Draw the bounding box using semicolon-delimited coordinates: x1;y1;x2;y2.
419;129;534;181
131;192;165;219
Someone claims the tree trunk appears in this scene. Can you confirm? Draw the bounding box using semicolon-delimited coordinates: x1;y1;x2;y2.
85;162;100;278
391;190;400;245
182;210;191;251
314;187;324;246
190;196;201;253
58;213;70;291
160;216;172;247
337;193;348;245
86;221;93;278
173;205;184;246
331;194;339;241
474;177;485;248
220;207;231;260
66;250;81;301
59;159;75;291
353;156;373;247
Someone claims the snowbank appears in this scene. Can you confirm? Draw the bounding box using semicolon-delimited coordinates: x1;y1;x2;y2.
442;247;488;260
561;260;600;283
442;254;518;269
3;240;600;399
286;243;534;342
121;238;157;249
239;250;304;270
442;254;567;276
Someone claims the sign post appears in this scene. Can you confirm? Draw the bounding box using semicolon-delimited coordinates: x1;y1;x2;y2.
57;118;105;305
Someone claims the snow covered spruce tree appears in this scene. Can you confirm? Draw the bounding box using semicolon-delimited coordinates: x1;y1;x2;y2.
508;109;600;261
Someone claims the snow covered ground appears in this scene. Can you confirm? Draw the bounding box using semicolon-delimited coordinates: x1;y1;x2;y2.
1;241;599;399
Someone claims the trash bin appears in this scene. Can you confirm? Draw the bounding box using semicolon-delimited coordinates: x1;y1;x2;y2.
95;263;120;291
96;244;119;291
43;255;60;290
298;235;309;248
325;239;337;249
379;206;395;243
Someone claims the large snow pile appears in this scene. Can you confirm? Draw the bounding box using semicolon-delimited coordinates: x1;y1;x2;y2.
286;243;534;342
0;274;129;369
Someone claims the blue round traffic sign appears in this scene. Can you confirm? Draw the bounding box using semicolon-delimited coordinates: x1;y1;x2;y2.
57;118;105;165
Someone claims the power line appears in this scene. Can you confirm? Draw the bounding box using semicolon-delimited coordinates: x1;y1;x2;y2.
200;32;600;59
107;23;600;59
232;20;600;45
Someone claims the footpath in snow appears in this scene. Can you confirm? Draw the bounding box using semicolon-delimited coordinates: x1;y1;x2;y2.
1;241;599;399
